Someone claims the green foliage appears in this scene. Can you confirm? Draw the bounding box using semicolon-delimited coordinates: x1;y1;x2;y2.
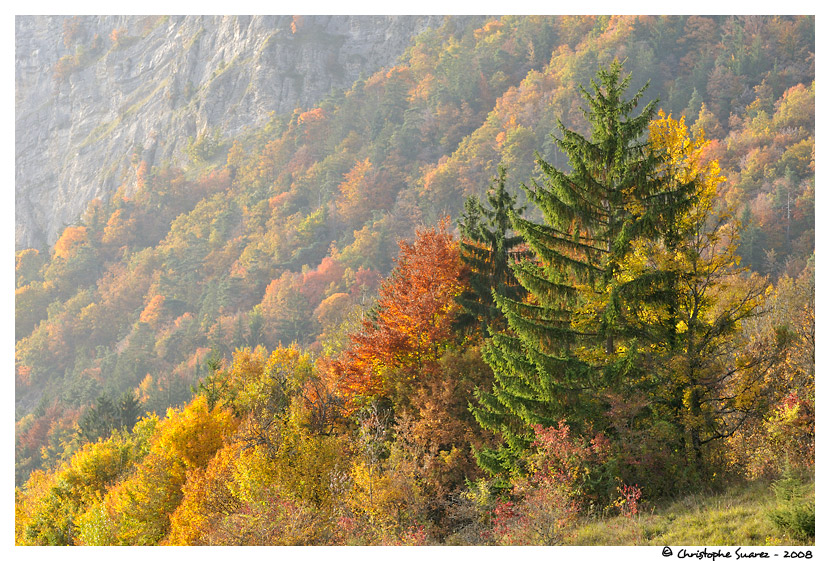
15;248;45;287
191;349;229;410
457;165;529;336
473;61;692;476
768;469;815;540
185;128;227;166
77;392;142;443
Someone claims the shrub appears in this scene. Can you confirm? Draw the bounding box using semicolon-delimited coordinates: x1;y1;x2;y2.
767;469;814;540
489;482;579;545
529;422;617;508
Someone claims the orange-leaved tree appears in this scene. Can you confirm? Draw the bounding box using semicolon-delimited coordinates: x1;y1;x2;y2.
53;226;89;260
333;218;466;403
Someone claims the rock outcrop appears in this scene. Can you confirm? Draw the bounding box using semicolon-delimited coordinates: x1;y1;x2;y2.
15;15;456;249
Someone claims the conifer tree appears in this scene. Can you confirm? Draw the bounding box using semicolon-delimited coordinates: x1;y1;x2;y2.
78;392;142;443
457;166;529;336
472;61;697;475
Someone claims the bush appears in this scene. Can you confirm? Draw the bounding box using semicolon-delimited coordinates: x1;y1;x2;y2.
529;421;618;509
489;482;579;545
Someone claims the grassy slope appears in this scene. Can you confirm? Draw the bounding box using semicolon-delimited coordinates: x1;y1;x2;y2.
569;479;815;546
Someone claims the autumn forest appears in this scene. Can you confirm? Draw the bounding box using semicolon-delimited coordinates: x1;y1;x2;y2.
15;15;814;546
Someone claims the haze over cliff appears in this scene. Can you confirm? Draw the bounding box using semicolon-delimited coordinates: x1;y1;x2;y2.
15;15;461;249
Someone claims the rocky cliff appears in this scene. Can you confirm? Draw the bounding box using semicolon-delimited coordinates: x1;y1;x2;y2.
15;15;457;249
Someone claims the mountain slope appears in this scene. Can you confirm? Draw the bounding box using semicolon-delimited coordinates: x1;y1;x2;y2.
15;15;469;249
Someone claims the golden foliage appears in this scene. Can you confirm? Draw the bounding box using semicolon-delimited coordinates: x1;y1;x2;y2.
53;226;89;260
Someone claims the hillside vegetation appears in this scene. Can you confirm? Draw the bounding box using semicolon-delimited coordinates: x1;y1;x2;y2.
15;16;814;546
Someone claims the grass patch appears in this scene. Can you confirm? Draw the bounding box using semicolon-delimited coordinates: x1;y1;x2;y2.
255;31;279;57
568;478;814;546
79;118;121;149
122;78;170;119
185;27;205;51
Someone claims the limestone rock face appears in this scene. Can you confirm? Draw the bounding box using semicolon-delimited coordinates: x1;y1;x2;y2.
15;15;452;249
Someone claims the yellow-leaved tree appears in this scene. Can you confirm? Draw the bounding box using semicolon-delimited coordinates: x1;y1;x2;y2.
618;111;786;478
75;396;237;545
15;416;158;546
167;346;350;545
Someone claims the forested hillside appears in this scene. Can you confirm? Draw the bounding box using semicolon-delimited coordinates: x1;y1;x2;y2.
15;15;814;546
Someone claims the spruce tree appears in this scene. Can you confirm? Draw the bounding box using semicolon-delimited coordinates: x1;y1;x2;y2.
472;61;697;476
457;165;529;336
78;392;142;443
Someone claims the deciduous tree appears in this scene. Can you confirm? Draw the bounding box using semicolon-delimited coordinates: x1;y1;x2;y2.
334;219;465;402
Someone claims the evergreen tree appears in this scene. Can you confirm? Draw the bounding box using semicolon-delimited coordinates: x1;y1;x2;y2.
116;392;142;432
78;395;117;443
472;61;697;475
737;206;766;272
457;165;529;336
78;392;142;443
